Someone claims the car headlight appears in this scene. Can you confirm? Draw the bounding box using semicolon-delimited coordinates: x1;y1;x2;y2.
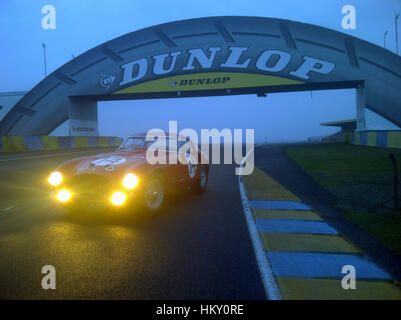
111;191;126;206
122;173;139;190
49;171;62;186
57;189;71;202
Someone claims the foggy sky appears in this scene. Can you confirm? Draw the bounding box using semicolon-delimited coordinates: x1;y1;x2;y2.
0;0;399;142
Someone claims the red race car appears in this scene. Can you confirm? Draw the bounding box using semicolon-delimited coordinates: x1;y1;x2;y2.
48;133;209;213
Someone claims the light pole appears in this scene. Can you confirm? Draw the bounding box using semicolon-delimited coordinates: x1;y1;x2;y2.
384;30;388;48
42;43;47;77
396;12;400;54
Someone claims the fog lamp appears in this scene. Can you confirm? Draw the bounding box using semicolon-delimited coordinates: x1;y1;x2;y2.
111;191;126;206
57;189;71;202
49;171;62;186
122;173;138;190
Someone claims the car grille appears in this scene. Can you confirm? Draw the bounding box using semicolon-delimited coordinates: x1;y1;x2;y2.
68;174;112;201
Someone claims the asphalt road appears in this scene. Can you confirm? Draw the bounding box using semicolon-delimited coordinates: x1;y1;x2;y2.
0;148;265;299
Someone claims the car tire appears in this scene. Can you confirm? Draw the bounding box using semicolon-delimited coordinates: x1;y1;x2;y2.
142;173;166;213
192;164;208;194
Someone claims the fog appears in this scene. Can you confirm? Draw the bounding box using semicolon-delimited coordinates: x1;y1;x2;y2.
94;89;355;143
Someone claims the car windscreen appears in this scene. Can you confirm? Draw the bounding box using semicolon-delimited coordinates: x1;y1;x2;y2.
118;137;145;150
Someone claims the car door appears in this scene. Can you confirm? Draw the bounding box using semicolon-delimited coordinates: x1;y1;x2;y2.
167;137;187;184
177;139;198;185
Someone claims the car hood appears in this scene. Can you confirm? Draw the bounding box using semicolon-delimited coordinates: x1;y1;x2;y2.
63;150;147;178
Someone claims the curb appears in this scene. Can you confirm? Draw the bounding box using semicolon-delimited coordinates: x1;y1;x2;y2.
238;146;283;300
239;146;401;300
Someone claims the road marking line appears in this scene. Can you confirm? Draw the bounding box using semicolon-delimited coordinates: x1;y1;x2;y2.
0;148;113;162
0;205;15;211
260;233;361;253
255;219;339;235
238;146;283;300
267;251;393;279
249;200;311;210
254;209;323;221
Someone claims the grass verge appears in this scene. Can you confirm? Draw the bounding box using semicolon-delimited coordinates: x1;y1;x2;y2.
285;143;401;257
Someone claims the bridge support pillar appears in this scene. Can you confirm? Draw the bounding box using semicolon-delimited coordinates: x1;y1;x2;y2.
356;87;366;132
68;97;99;136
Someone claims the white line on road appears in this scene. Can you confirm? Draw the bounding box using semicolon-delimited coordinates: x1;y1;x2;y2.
0;205;15;211
0;148;113;162
238;146;283;300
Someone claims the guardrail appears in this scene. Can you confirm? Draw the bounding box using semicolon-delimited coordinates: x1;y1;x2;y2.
0;136;123;152
307;136;325;143
307;134;340;143
339;131;401;148
309;131;401;148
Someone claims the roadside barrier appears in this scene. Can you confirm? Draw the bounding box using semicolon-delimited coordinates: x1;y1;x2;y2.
340;131;401;148
309;131;401;149
0;136;123;152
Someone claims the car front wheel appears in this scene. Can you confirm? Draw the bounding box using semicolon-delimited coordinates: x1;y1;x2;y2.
143;173;165;212
192;164;208;194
